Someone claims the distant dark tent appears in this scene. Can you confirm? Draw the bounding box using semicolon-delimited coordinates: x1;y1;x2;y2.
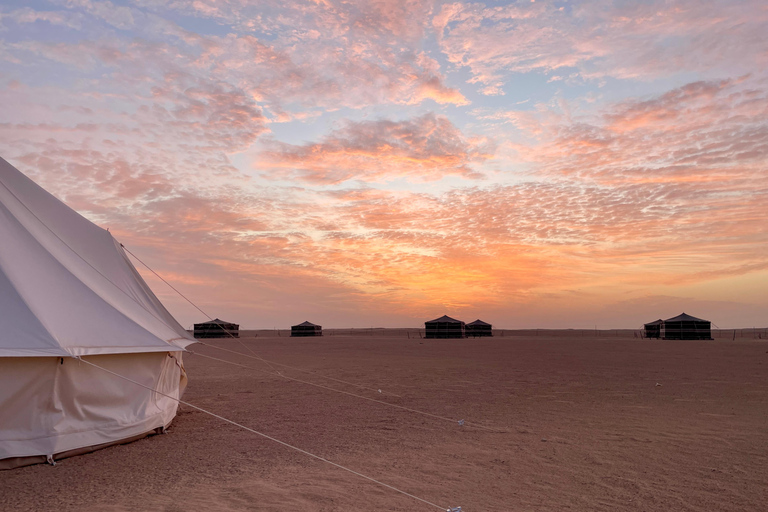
291;321;322;337
194;318;239;338
661;313;712;340
424;315;466;339
465;319;493;337
643;319;663;339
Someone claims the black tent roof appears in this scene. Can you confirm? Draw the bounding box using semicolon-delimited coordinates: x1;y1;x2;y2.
467;319;492;326
293;321;321;327
425;315;463;324
664;313;709;323
644;319;663;326
196;318;237;326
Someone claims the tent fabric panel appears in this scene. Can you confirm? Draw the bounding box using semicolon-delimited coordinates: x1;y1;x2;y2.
661;321;712;340
0;194;184;356
0;261;65;356
193;320;239;338
465;319;493;337
195;318;238;327
644;319;663;338
0;352;185;463
113;241;196;348
291;323;322;336
644;325;662;338
664;313;708;323
0;429;160;470
293;321;321;328
424;319;466;338
425;315;463;324
58;344;192;357
0;158;194;352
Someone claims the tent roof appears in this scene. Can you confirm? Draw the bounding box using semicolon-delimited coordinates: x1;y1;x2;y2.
196;318;237;326
664;313;709;323
644;319;663;326
425;315;463;324
293;321;320;327
0;157;195;357
467;319;492;326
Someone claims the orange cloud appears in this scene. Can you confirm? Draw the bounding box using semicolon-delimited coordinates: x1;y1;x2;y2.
2;1;767;329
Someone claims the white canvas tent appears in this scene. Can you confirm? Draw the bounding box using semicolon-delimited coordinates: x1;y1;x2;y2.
0;157;195;469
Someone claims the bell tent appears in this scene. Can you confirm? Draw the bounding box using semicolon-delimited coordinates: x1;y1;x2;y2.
194;318;239;338
291;321;323;337
424;315;466;338
0;157;195;469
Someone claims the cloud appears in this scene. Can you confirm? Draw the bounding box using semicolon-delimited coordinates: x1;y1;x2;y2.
192;35;468;110
4;76;766;326
466;77;768;287
128;0;468;109
142;73;269;152
0;7;83;29
258;113;493;183
537;78;768;188
434;0;768;92
2;1;767;328
56;0;136;30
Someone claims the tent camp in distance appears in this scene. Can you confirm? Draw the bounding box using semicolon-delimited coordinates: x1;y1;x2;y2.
466;319;493;337
0;157;195;469
424;315;466;338
291;321;322;337
643;319;663;339
661;313;713;340
193;319;239;338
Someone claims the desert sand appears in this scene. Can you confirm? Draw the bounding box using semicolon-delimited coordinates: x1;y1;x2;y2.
2;333;767;511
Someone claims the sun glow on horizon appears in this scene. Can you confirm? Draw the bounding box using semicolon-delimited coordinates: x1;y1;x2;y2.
1;0;766;329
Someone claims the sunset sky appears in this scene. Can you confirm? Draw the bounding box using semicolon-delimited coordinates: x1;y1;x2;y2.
1;0;766;329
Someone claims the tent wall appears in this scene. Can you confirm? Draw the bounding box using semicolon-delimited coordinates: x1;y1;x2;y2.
291;325;322;337
466;325;493;337
0;352;186;469
193;323;239;338
661;321;712;340
425;321;466;339
644;323;661;339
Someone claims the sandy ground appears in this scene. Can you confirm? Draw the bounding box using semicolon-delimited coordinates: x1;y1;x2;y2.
2;335;768;511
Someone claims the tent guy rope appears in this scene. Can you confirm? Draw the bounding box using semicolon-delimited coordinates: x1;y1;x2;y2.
121;244;286;374
75;357;456;512
127;244;397;389
196;340;402;398
0;176;183;336
0;177;502;435
124;243;505;433
189;349;505;433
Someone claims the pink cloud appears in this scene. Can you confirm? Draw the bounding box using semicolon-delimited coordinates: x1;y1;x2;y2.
129;0;467;109
193;35;467;109
4;75;764;324
434;0;768;92
5;132;767;328
2;1;767;328
492;78;768;194
258;113;493;183
2;1;469;138
1;7;83;29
